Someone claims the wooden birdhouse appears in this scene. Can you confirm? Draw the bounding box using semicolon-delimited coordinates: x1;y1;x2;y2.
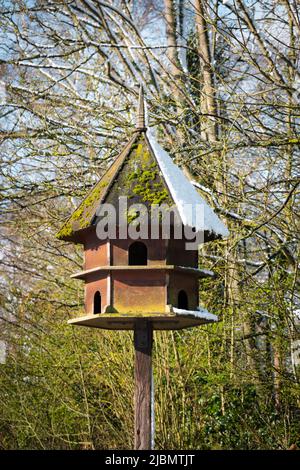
56;87;229;331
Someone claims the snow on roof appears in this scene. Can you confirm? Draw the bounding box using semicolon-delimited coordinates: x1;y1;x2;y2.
294;309;300;321
146;129;229;238
178;266;215;277
173;306;218;321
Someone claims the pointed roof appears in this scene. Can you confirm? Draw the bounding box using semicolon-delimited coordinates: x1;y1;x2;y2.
56;91;229;242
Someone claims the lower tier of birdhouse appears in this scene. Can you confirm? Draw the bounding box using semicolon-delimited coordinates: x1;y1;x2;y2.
69;264;217;330
71;265;213;315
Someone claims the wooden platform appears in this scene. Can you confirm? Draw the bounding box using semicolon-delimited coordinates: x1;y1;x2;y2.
68;311;217;330
70;265;214;280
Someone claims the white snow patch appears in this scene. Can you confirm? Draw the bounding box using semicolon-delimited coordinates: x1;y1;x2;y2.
178;266;215;277
146;129;229;239
294;309;300;321
173;306;218;321
0;341;6;364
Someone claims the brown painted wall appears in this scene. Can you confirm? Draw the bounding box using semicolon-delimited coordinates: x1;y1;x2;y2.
112;271;167;313
82;228;199;315
84;231;108;270
111;238;167;266
167;272;198;310
83;228;197;269
167;238;198;267
85;272;108;314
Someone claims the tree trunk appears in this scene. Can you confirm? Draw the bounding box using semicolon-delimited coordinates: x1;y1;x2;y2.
194;0;218;142
164;0;183;107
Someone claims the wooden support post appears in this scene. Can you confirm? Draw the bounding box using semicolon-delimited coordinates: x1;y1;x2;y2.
134;320;153;450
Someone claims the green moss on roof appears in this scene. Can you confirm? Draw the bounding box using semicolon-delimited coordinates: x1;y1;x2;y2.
56;174;112;239
56;132;173;241
106;136;172;210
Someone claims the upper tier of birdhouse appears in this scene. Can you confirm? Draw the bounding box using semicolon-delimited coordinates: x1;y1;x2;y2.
57;87;228;244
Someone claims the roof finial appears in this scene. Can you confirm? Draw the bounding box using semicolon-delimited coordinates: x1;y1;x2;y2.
136;84;146;130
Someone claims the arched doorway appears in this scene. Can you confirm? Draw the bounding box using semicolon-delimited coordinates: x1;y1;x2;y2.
93;291;101;314
177;290;188;310
128;241;147;266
